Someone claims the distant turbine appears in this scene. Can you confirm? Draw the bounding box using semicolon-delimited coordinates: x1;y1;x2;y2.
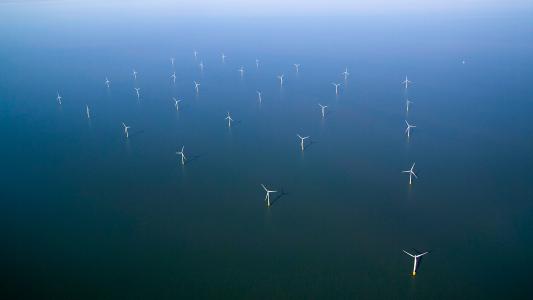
193;50;198;59
132;69;138;80
170;57;175;66
170;72;177;84
194;81;200;93
318;103;328;118
405;120;416;138
225;112;234;127
256;91;262;103
199;61;204;72
134;88;140;99
277;74;284;87
105;77;110;88
402;163;418;185
294;64;300;73
256;59;260;69
462;60;466;65
238;66;244;77
56;92;62;105
342;67;350;80
86;104;90;119
406;99;413;113
221;53;226;63
176;146;186;165
297;134;310;151
403;250;428;276
261;184;277;207
402;76;412;89
173;97;183;111
332;82;341;95
122;122;130;139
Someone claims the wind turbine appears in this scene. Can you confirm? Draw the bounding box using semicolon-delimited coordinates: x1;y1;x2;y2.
297;134;310;151
403;250;428;276
170;72;177;84
406;99;413;113
86;105;90;119
402;163;418;185
199;61;204;72
238;66;244;77
342;67;350;80
56;92;62;105
193;50;198;59
294;64;300;73
402;76;412;89
122;122;130;139
194;81;200;93
221;53;226;63
105;77;111;88
132;69;138;80
318;103;328;118
277;74;284;87
173;97;182;111
332;82;341;95
176;146;186;165
170;57;175;66
405;120;416;138
256;91;262;103
261;184;277;207
225;112;234;127
134;88;140;99
256;59;260;69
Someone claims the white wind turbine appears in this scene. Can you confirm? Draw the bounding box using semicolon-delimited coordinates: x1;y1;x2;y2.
176;146;186;165
105;77;111;88
402;76;412;89
238;66;244;77
318;103;328;118
261;184;277;207
170;57;175;66
56;92;62;105
221;53;226;63
406;99;413;113
122;122;130;139
193;50;198;59
134;88;140;99
405;120;416;138
170;72;177;84
277;74;284;87
297;134;310;151
194;81;200;93
173;97;183;111
199;61;204;72
342;67;350;80
256;59;260;69
402;163;418;185
86;105;90;119
256;91;262;103
294;64;300;73
132;69;138;80
225;112;234;127
403;250;428;276
332;82;341;95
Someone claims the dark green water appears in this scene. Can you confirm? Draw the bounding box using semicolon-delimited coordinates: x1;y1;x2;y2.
1;2;533;299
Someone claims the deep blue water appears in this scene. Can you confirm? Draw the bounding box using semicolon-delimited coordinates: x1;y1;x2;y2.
1;2;533;299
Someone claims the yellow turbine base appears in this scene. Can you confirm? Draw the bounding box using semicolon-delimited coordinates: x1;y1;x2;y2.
412;272;416;276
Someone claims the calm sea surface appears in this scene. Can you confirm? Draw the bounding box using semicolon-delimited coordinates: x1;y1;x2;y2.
1;2;533;299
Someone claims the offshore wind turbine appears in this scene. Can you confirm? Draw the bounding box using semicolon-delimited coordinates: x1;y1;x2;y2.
294;64;300;73
173;97;182;111
405;120;416;138
403;250;428;276
122;122;130;139
225;112;234;127
134;88;140;99
297;134;310;151
402;163;418;185
256;91;262;103
221;53;226;63
238;66;244;77
332;82;341;95
277;74;284;87
170;57;175;66
261;184;277;207
56;92;62;105
193;50;198;59
105;77;111;88
256;59;260;69
402;76;412;89
406;99;413;113
132;69;138;80
199;61;204;72
86;105;90;119
176;146;186;165
170;72;177;84
194;81;200;93
318;103;328;118
342;67;350;80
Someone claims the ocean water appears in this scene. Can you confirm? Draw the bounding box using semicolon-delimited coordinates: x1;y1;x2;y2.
1;2;533;299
